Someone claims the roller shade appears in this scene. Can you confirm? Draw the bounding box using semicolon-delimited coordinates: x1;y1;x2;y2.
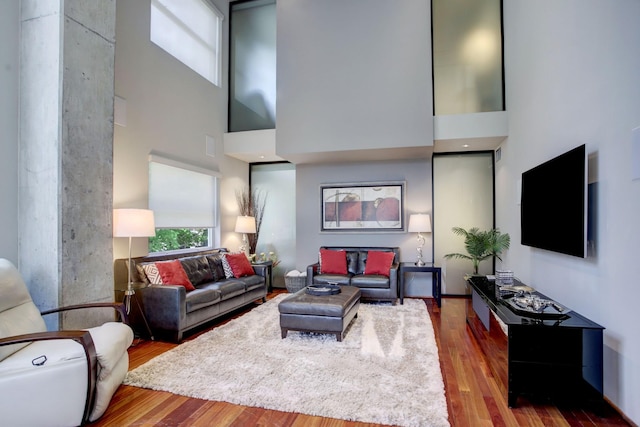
149;158;219;228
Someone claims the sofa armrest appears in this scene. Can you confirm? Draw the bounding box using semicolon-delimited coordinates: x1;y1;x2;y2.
388;262;399;295
139;285;186;331
306;263;319;286
0;330;98;424
251;264;268;278
41;302;129;325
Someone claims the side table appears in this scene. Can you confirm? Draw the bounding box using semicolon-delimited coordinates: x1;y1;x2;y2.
252;260;273;292
399;262;442;307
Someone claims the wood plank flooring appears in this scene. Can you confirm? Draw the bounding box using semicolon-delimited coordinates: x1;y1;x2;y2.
90;291;631;427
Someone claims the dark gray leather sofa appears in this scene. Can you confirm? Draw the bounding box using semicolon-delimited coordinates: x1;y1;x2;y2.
114;248;268;342
306;246;399;304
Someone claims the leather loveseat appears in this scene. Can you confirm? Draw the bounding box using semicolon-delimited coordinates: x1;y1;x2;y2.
114;248;268;342
306;246;399;304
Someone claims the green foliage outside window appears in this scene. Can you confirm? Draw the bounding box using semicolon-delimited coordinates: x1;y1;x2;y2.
149;228;209;253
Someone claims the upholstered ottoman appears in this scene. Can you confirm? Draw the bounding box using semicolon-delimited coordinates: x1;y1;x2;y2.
278;285;361;342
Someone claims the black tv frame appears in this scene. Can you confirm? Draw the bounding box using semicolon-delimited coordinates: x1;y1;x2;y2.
520;144;587;258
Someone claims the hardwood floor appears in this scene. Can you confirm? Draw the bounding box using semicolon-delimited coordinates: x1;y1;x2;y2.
90;291;631;427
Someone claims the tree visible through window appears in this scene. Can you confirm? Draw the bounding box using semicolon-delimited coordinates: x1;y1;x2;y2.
149;228;210;253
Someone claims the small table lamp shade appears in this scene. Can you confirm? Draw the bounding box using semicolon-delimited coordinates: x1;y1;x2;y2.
235;216;256;255
235;215;256;234
408;214;431;233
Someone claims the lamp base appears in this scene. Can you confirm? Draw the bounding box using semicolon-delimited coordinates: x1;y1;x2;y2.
415;260;426;266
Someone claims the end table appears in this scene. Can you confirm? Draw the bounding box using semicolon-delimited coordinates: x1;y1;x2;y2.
252;260;273;292
399;262;442;307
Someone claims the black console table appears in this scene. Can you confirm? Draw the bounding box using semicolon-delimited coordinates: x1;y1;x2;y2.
466;276;604;408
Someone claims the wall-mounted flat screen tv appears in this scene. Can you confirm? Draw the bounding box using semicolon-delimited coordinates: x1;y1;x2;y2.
520;144;587;258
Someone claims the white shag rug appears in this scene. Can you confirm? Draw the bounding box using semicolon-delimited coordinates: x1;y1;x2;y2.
124;295;450;427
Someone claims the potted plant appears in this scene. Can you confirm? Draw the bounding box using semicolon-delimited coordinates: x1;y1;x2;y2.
443;227;510;275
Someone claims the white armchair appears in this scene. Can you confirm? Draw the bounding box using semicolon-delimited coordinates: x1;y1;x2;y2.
0;259;134;425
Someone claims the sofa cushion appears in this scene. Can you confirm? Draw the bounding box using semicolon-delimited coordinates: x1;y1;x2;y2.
364;251;395;277
346;251;359;275
356;251;368;274
313;274;352;286
180;256;213;286
136;263;150;284
351;275;390;289
155;260;196;291
241;274;265;291
220;254;235;278
225;253;255;278
204;279;247;300
185;288;221;313
319;249;347;274
141;263;163;285
205;254;226;281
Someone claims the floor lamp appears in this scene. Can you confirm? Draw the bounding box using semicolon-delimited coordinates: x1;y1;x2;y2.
408;214;432;266
113;208;156;339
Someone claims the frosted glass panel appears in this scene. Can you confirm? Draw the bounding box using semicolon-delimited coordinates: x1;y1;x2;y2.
251;163;296;288
432;0;503;115
433;153;494;295
229;0;276;132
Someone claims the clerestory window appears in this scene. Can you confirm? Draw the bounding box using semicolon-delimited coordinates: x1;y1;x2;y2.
150;0;224;86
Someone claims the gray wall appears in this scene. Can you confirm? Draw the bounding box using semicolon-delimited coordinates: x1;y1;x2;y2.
498;0;640;422
296;159;433;297
276;0;433;158
0;1;19;265
113;0;247;259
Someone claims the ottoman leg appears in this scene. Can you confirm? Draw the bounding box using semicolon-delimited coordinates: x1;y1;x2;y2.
281;328;288;339
336;332;342;342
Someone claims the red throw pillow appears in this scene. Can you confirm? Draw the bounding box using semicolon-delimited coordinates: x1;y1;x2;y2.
364;251;395;277
226;252;255;278
155;260;196;291
319;249;347;274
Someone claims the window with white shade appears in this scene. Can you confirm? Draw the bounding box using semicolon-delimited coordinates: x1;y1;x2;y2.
150;0;223;86
148;156;220;253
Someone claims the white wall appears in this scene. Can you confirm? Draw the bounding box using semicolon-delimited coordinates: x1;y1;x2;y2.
0;1;19;264
296;160;434;297
113;0;247;259
499;0;640;422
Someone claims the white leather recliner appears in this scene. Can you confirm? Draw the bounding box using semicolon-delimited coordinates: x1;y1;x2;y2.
0;258;134;426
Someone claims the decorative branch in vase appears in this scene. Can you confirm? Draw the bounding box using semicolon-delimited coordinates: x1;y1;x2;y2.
235;187;267;255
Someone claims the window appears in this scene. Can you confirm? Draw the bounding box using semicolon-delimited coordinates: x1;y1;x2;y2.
148;155;220;253
432;0;504;114
150;0;223;86
229;0;276;131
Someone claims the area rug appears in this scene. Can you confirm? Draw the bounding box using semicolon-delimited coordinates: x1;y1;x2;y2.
124;295;450;427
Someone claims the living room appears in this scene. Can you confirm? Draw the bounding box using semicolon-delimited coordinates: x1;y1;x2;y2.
1;0;639;426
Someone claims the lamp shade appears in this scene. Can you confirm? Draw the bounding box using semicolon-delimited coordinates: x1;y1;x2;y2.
408;214;431;233
235;215;256;234
113;209;156;237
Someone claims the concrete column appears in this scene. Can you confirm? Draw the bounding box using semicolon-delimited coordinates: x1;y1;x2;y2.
19;0;116;329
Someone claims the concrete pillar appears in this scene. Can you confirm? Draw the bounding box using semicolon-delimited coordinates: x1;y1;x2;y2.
19;0;116;329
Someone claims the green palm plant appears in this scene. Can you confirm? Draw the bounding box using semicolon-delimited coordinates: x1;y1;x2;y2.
443;227;510;274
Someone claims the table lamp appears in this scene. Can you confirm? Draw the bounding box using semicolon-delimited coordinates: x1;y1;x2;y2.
235;215;256;256
408;213;431;266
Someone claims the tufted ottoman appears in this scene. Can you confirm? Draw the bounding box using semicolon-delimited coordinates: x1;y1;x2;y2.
278;285;361;342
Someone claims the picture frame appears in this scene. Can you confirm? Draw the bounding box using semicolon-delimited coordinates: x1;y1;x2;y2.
320;181;405;232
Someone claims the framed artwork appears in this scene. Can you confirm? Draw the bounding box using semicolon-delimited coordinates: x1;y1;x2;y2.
320;181;405;232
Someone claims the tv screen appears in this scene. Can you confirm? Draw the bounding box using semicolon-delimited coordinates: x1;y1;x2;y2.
520;144;587;258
